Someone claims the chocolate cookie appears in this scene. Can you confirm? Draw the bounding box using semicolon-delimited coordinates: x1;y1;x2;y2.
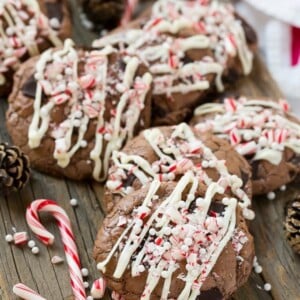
94;177;255;299
80;0;126;29
6;39;153;181
93;0;257;125
105;123;254;220
0;0;71;97
191;97;300;195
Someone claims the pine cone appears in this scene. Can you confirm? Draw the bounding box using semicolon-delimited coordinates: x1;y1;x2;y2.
285;196;300;254
0;143;30;191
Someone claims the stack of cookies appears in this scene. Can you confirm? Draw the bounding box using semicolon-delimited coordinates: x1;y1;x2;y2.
2;0;300;299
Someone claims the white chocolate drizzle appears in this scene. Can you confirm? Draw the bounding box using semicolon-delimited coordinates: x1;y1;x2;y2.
93;0;253;95
99;169;245;299
0;0;63;86
28;39;152;181
107;123;253;220
194;97;300;165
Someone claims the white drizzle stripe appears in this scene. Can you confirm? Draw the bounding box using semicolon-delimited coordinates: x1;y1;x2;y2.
0;0;62;86
194;97;300;165
28;39;152;181
99;169;239;299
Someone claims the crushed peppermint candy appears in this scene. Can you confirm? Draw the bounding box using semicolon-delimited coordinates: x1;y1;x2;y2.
51;255;64;264
13;232;28;245
194;97;300;167
93;0;253;99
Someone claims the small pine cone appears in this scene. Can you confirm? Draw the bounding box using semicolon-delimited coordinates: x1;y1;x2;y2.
0;143;30;191
285;197;300;254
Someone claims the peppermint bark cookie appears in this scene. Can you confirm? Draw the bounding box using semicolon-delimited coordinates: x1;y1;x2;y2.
0;0;71;96
191;97;300;195
93;0;256;125
6;39;152;181
94;176;255;299
105;123;254;220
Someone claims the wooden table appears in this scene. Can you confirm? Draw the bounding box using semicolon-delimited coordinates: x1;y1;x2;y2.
0;1;299;299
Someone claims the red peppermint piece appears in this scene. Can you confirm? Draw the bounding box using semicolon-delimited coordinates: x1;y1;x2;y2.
146;18;163;30
155;237;163;246
275;128;289;144
79;74;96;89
228;33;237;48
279;99;290;112
51;93;70;105
13;232;28;245
224;98;237;112
168;50;178;69
97;126;106;134
84;104;99;118
229;128;241;145
9;37;22;48
194;21;206;33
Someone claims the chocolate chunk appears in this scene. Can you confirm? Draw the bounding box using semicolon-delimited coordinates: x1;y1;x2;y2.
209;201;225;214
251;160;260;180
239;16;257;45
197;288;223;300
241;170;249;189
123;173;136;188
21;76;37;99
45;2;63;22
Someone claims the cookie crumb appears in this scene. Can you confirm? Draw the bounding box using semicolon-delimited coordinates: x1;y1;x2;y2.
51;255;64;264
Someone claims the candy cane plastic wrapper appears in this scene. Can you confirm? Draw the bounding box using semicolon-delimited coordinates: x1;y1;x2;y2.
13;283;46;300
26;199;86;300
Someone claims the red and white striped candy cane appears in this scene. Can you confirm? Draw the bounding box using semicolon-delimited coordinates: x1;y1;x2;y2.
13;283;46;300
121;0;139;26
26;200;86;300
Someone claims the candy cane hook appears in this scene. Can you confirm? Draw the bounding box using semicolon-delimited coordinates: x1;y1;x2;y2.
13;283;46;300
26;199;86;300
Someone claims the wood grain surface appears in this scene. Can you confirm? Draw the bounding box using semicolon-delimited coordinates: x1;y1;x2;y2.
0;1;299;299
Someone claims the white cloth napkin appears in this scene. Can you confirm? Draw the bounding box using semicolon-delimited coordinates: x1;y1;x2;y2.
236;0;300;114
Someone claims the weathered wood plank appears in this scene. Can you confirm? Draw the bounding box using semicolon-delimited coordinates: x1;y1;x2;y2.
0;1;299;300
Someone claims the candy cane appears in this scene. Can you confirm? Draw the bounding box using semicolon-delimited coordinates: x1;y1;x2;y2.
13;283;46;300
26;200;86;300
121;0;139;26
